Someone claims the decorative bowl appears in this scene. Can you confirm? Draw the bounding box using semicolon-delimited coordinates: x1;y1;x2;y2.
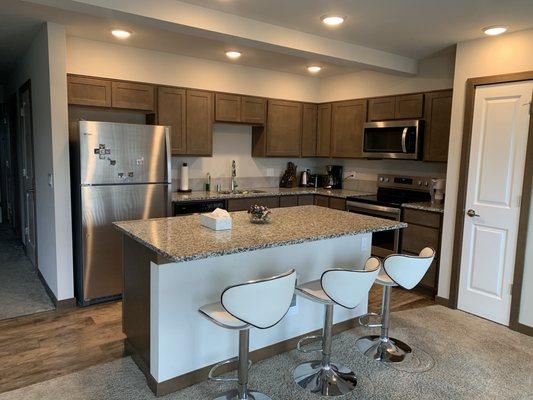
248;205;272;224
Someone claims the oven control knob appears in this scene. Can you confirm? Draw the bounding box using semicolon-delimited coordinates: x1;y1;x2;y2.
384;178;389;183
424;181;429;186
418;181;422;186
379;177;384;182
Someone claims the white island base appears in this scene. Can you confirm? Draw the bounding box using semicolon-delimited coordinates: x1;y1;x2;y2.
123;233;372;395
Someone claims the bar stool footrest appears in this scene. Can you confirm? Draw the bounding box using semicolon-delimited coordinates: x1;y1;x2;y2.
208;357;252;382
358;312;382;328
296;335;323;354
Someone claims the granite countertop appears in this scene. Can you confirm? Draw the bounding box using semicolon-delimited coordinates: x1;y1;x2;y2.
114;205;406;263
172;187;373;203
402;202;444;213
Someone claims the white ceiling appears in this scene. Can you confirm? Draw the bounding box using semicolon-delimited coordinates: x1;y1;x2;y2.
1;0;532;80
180;0;533;58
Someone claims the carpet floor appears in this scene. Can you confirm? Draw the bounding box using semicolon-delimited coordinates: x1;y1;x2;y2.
0;225;54;320
1;305;531;399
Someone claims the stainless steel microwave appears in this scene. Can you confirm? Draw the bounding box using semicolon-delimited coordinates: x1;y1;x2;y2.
362;120;423;160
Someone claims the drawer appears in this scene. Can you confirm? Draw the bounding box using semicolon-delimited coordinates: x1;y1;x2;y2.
227;196;280;212
279;196;298;208
401;224;440;254
329;197;346;211
314;195;329;207
403;208;441;228
297;195;315;206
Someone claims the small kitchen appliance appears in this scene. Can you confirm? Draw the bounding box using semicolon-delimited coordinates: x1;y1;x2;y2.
323;165;343;189
300;169;310;187
430;178;446;204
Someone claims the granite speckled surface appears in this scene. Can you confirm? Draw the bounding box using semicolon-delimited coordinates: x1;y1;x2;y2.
402;202;444;213
172;187;373;203
114;205;406;263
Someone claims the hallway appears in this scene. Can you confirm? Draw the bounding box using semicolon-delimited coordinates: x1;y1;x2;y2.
0;224;54;320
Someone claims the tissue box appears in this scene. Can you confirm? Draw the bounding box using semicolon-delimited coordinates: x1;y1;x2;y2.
200;213;232;231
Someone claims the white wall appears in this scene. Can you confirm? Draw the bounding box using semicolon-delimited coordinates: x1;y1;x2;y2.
5;22;73;301
172;124;316;188
66;37;319;103
437;29;533;328
318;49;455;102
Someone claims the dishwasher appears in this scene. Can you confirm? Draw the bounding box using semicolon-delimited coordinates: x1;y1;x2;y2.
173;199;227;216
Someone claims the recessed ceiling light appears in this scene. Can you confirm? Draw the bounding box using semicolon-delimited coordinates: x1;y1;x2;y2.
111;29;131;39
483;26;508;36
225;51;242;60
307;66;322;73
321;15;345;26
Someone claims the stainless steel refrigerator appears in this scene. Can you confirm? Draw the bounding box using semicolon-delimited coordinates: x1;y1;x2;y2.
70;121;171;305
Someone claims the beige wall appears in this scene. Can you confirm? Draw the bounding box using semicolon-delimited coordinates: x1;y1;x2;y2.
66;37;319;103
6;22;73;301
318;49;455;102
437;29;533;328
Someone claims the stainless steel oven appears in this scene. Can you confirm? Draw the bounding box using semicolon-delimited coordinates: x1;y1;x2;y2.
346;200;401;258
362;120;423;160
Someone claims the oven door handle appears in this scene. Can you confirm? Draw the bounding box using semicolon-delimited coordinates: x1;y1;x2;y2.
401;127;408;153
346;201;401;218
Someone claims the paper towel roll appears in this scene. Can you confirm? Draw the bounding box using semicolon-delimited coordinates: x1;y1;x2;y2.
180;163;189;191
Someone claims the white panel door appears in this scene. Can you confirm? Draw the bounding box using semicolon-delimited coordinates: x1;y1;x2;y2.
458;81;532;325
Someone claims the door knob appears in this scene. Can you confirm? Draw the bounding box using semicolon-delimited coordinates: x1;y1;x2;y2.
466;209;480;217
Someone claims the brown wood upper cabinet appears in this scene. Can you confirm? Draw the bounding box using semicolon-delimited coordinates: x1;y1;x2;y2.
301;103;318;157
67;76;112;107
265;99;302;157
424;90;452;162
395;93;424;119
111;81;154;111
186;90;213;156
331;99;367;158
215;93;266;125
215;93;241;123
368;96;395;121
157;87;186;155
368;93;424;121
241;96;266;124
317;103;332;157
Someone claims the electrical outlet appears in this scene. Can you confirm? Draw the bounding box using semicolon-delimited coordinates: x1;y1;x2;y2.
266;168;275;177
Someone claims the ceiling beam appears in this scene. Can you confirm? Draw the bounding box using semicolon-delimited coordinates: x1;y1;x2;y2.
27;0;418;75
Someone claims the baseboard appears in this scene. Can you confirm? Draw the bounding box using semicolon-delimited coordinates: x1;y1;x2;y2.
130;317;358;397
36;269;76;311
517;323;533;337
435;296;449;307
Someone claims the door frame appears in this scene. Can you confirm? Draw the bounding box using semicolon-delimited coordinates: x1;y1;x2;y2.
449;71;533;333
18;79;38;268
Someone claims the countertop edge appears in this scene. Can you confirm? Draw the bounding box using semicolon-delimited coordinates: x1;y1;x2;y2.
114;221;408;264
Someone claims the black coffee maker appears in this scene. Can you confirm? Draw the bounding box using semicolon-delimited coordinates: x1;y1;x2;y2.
323;165;343;189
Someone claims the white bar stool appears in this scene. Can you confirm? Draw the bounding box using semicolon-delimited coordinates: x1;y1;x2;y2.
292;257;381;397
356;247;436;363
198;269;296;400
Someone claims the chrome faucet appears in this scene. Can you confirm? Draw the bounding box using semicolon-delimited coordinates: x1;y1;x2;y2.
230;160;238;192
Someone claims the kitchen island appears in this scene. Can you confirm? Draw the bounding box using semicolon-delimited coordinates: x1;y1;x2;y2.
114;205;406;395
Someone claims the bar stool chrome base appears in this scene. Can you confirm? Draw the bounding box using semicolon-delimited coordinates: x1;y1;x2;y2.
213;389;271;400
293;360;357;396
355;335;412;363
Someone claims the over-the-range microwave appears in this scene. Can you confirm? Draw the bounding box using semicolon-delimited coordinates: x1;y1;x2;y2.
362;119;423;160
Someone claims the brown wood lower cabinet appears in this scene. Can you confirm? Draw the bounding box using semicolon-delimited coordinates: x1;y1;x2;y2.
297;195;315;206
226;196;280;212
314;195;330;207
329;197;346;211
279;196;298;208
400;208;443;293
